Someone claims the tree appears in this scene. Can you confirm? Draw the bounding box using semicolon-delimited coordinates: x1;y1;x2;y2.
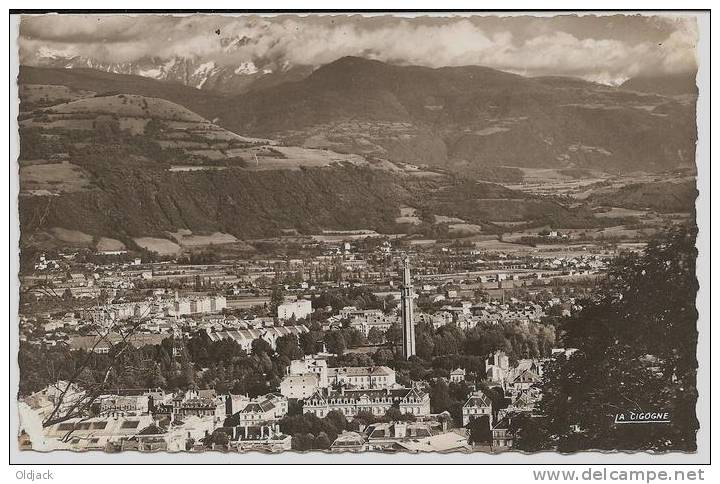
185;437;195;451
314;432;332;449
23;298;159;435
93;116;122;143
415;323;435;359
299;331;320;355
275;334;303;360
178;346;196;390
269;285;286;315
433;324;465;356
384;406;416;422
291;433;315;451
367;327;384;345
324;331;346;356
350;410;377;430
527;226;698;452
467;415;492;445
372;348;395;366
144;118;165;137
144;363;166;388
513;415;551;452
384;323;402;355
251;338;273;356
207;430;230;449
429;379;452;414
324;410;348;434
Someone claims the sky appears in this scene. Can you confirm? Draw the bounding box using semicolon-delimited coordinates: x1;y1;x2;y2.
18;13;699;85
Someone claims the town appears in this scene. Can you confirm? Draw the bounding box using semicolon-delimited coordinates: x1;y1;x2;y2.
18;231;614;453
12;10;705;472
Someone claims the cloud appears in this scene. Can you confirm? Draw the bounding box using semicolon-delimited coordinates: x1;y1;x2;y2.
18;14;698;84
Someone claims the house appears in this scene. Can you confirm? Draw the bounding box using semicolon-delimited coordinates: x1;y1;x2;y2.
339;307;398;336
492;416;514;449
225;394;250;415
508;360;543;392
225;424;292;452
363;421;434;451
173;397;223;419
97;394;149;415
449;368;466;383
207;325;309;354
120;423;168;452
22;381;87;422
43;415;156;451
509;367;541;392
230;394;288;428
171;390;225;422
304;386;430;419
504;390;538;415
462;391;493;426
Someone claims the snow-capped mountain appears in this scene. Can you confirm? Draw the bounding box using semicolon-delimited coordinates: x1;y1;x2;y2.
28;50;313;94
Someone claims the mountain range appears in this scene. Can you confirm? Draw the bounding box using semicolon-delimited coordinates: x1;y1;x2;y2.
218;57;697;174
28;51;314;94
20;56;697;176
16;56;698;250
30;50;698;97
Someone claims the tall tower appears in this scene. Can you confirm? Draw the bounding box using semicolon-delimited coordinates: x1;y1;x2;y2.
401;256;416;359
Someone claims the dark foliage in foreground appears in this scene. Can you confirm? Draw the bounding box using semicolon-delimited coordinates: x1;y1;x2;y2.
515;225;698;452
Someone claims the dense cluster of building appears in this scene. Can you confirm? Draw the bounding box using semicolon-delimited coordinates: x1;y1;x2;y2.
19;235;596;453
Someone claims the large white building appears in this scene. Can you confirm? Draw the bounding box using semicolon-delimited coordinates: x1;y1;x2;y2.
485;350;511;385
327;366;396;390
277;299;312;321
304;386;430;419
173;295;226;316
288;356;329;387
279;374;320;399
346;311;398;336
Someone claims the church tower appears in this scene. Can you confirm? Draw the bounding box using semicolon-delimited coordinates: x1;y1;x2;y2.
401;256;416;359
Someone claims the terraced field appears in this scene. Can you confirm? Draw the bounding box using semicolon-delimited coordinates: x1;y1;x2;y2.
19;162;93;195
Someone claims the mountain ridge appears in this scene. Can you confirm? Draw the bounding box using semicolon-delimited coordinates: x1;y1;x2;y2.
218;56;697;174
19;57;698;176
24;53;315;94
16;72;695;250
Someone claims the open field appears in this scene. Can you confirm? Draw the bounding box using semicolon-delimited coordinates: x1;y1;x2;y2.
169;230;240;247
20;162;93;195
593;207;650;218
168;166;228;172
395;207;422;225
47;94;208;122
472;238;534;251
133;237;182;255
20;84;96;107
448;223;484;236
48;227;93;246
96;237;126;251
434;215;466;224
